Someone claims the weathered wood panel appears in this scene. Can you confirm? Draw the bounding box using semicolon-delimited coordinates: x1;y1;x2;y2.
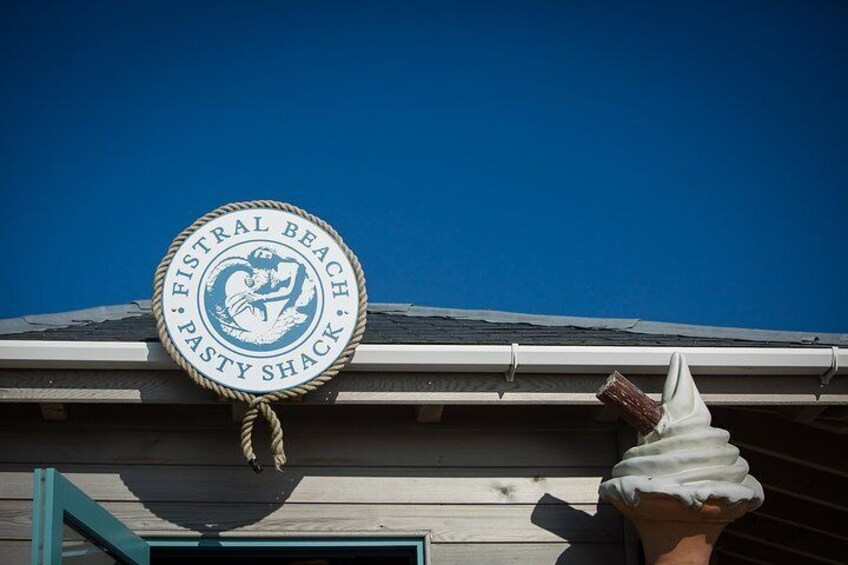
0;404;622;564
0;466;606;505
3;369;846;405
0;541;28;564
0;402;614;429
0;428;617;467
430;542;624;564
0;500;622;543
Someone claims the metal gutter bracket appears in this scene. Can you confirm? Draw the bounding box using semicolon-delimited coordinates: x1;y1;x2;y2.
821;346;839;386
506;343;519;382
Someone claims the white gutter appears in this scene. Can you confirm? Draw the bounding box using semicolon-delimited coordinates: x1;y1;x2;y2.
0;340;843;378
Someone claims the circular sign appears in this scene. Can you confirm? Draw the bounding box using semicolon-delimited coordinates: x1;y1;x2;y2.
153;202;366;394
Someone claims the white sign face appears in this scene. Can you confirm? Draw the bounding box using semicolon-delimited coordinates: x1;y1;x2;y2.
160;208;361;393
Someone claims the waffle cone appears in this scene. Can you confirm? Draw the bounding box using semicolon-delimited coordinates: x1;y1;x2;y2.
612;493;752;565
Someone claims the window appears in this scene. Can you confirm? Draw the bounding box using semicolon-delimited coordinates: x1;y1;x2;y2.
149;539;423;564
32;469;425;565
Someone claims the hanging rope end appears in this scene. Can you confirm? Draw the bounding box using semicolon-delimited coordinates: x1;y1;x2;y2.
273;452;287;472
241;398;287;474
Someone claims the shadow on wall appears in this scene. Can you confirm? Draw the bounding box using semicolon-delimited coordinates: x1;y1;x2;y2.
117;473;301;532
530;493;631;565
117;431;301;532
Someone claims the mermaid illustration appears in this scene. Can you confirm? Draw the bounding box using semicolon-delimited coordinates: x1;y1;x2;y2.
203;246;317;351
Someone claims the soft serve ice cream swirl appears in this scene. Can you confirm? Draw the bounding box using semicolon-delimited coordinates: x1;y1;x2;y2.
599;353;764;510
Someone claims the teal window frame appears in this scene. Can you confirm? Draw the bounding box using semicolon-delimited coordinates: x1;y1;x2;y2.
31;468;150;565
32;468;426;564
148;538;425;562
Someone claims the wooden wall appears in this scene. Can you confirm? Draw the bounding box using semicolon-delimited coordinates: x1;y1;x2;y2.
0;404;628;564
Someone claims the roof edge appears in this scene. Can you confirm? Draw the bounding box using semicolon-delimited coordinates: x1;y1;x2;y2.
370;304;847;346
0;301;152;336
0;300;845;346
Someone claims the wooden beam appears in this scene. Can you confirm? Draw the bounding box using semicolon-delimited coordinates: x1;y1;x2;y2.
726;512;848;562
728;512;848;561
753;488;848;539
716;534;828;565
416;404;444;423
739;448;848;510
39;403;67;421
3;370;848;406
779;405;826;423
713;408;848;475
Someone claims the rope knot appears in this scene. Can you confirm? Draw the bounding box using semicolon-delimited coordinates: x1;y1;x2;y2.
240;396;286;473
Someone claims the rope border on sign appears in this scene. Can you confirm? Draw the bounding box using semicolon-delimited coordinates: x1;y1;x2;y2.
152;200;367;472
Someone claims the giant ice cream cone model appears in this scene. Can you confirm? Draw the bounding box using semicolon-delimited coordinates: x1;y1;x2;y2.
598;353;764;565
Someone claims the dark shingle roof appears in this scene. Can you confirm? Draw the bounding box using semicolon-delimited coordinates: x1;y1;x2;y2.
0;301;845;347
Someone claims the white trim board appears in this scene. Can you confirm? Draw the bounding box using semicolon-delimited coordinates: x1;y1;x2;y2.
1;369;846;405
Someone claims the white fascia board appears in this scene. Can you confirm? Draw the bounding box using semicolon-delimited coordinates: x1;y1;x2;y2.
0;341;176;370
348;344;512;372
0;340;842;377
516;346;835;375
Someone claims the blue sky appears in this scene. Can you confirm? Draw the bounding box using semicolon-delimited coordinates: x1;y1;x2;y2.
1;1;846;331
